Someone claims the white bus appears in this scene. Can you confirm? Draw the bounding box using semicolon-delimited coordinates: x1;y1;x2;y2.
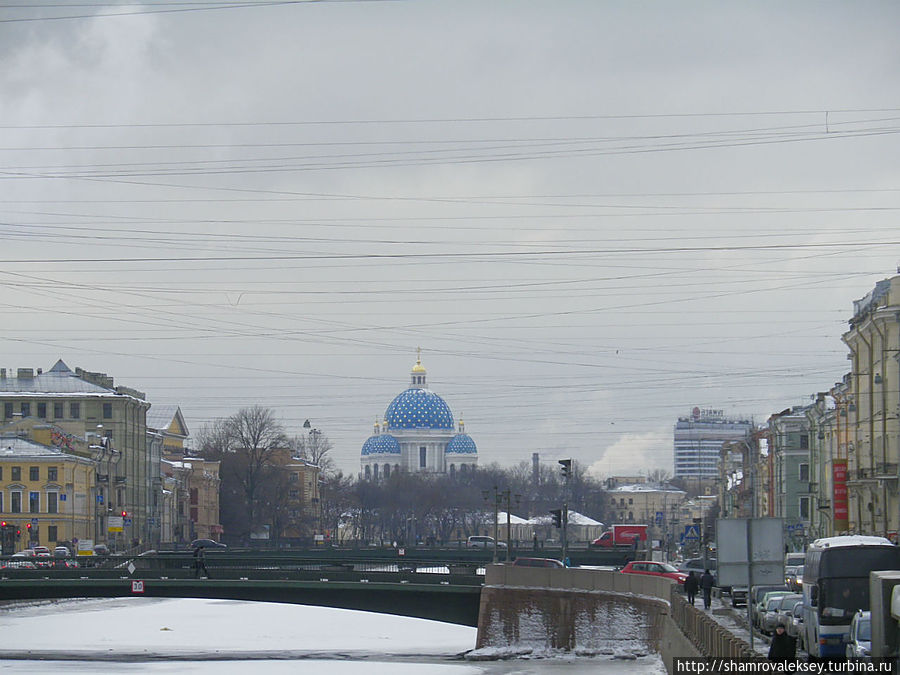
802;536;900;659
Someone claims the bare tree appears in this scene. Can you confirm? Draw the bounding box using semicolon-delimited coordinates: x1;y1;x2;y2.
292;426;336;478
214;406;288;542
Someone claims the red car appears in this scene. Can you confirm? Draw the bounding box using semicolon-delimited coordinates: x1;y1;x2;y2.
620;561;687;584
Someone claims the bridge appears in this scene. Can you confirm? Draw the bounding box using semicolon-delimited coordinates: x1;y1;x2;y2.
0;550;754;671
0;550;485;625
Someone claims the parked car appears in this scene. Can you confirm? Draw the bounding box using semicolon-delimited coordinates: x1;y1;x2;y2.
678;558;717;581
53;546;71;558
1;559;37;570
466;536;506;550
749;585;790;628
785;565;803;592
620;561;687;584
787;601;805;648
755;590;792;630
846;610;871;659
764;593;802;635
34;551;53;568
190;539;227;549
512;557;564;568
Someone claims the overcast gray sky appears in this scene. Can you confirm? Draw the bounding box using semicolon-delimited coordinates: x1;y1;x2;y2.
2;0;899;478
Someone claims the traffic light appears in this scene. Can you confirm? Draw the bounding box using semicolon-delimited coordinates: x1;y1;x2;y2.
121;511;127;518
558;459;572;480
25;523;31;531
550;509;562;528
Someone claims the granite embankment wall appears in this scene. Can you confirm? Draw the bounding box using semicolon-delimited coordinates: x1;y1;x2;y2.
476;565;752;672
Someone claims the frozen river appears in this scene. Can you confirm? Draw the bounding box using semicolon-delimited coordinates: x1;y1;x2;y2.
0;597;666;675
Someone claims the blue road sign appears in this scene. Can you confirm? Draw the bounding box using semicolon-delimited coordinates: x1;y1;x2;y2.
655;511;664;524
683;525;700;541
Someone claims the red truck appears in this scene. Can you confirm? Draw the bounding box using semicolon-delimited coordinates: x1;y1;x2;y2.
590;524;648;548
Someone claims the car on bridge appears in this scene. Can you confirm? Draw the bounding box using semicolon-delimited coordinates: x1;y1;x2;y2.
620;561;687;584
512;557;564;568
466;536;506;550
191;539;228;549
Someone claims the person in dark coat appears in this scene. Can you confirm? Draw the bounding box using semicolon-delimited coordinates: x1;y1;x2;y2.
193;546;209;578
699;569;715;609
684;571;700;606
768;622;796;662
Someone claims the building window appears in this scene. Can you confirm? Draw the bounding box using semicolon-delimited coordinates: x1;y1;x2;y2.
364;465;371;479
373;464;379;479
48;467;57;482
47;492;58;514
628;511;634;520
799;463;809;482
29;466;39;481
11;466;21;481
383;464;390;478
47;525;57;542
37;402;46;418
103;403;112;419
11;491;22;513
190;507;198;522
53;402;63;419
289;489;299;499
419;446;427;468
21;402;30;417
800;434;809;450
628;498;633;505
3;402;12;418
29;491;40;513
290;473;299;482
799;496;810;519
190;488;199;505
70;402;80;419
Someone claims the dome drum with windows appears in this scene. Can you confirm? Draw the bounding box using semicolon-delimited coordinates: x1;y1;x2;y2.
361;353;477;479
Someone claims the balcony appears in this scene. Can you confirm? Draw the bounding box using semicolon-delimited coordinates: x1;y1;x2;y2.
875;463;898;479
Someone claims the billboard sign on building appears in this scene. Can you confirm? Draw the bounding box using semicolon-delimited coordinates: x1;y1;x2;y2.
833;459;849;530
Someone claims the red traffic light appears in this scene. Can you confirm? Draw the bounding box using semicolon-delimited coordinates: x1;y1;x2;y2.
1;521;6;527
121;511;127;517
25;523;32;530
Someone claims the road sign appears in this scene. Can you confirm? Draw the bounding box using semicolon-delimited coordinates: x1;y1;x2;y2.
683;525;700;540
31;518;38;526
655;511;664;524
124;518;132;527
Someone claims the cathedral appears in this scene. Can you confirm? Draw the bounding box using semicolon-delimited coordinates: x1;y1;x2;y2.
360;354;478;479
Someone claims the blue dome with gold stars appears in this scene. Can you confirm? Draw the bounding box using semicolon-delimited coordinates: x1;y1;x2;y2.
384;388;454;430
361;434;401;455
446;433;477;454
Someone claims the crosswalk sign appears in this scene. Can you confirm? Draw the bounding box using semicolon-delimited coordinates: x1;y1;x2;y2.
683;525;700;540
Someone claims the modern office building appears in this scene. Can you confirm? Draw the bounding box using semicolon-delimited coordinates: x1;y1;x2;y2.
674;408;753;494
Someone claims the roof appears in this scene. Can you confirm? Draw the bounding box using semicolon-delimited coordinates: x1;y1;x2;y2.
0;360;145;400
608;482;686;495
0;435;85;460
147;405;189;437
810;535;894;549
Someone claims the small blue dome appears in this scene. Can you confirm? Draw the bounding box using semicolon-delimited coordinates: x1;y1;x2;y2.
384;388;454;430
361;434;401;456
446;433;477;454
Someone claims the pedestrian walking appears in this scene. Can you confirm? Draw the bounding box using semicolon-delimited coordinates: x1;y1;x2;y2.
684;571;699;606
193;546;209;578
699;569;715;610
768;622;796;662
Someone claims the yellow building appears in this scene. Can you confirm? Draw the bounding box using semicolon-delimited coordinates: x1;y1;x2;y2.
0;361;151;550
842;275;900;538
0;433;95;551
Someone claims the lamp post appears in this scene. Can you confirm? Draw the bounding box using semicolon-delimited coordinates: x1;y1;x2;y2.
482;486;509;564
